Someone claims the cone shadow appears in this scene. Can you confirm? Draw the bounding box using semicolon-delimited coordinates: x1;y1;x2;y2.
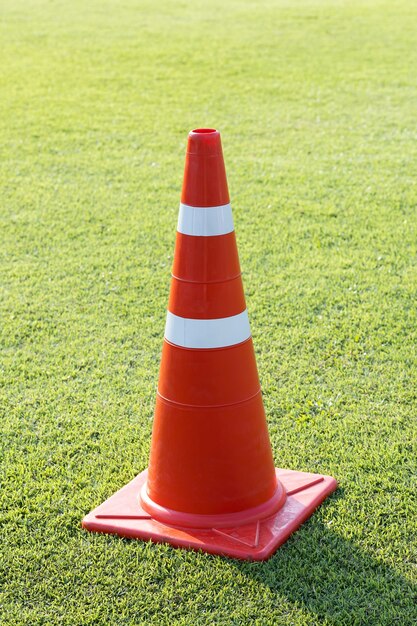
230;491;416;625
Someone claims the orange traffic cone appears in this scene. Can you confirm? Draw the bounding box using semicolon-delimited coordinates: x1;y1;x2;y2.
82;128;337;560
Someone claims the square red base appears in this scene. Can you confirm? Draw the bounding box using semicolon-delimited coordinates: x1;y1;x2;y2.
82;469;337;561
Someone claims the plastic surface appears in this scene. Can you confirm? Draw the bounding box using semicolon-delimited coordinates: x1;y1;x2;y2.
181;129;230;207
146;128;278;517
172;231;241;283
157;338;260;407
82;128;337;560
140;474;287;529
169;275;246;319
82;469;338;561
148;391;276;515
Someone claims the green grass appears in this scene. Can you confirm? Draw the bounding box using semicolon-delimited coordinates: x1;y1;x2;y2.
1;0;417;623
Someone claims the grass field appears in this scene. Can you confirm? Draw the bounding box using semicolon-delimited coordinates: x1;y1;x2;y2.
1;0;417;623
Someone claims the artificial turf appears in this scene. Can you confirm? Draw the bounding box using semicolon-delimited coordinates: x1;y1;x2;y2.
1;0;416;623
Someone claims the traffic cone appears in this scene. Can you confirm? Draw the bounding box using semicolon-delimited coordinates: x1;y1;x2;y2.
82;128;337;560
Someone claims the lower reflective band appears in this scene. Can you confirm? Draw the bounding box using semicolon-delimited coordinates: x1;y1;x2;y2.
164;309;251;348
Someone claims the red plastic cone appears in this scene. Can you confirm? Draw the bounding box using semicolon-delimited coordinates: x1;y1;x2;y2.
82;128;337;560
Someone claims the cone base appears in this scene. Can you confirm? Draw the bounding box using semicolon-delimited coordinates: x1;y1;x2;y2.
82;468;337;561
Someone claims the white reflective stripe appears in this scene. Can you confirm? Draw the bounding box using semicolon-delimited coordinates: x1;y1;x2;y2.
165;310;251;349
177;203;234;237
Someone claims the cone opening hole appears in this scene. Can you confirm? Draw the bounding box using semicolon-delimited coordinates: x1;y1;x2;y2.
192;128;217;134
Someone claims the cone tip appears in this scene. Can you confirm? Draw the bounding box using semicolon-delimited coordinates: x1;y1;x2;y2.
191;128;217;133
187;128;223;156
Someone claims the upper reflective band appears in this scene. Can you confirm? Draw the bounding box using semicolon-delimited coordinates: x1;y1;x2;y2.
165;310;251;349
177;203;234;237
